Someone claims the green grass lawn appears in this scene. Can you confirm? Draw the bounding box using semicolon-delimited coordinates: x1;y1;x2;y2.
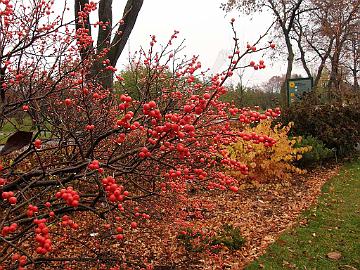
246;158;360;270
0;117;34;144
0;117;52;144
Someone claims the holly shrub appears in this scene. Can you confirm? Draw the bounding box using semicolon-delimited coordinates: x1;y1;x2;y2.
0;0;279;268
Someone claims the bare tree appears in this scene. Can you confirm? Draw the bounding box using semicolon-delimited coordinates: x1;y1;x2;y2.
292;0;335;88
311;0;360;91
223;0;304;107
343;23;360;90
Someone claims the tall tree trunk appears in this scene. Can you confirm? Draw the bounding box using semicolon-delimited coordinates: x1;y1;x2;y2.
313;38;334;88
281;39;294;107
269;0;303;107
328;44;341;92
298;41;311;78
352;40;359;91
75;0;144;90
295;22;311;78
314;60;326;89
353;68;359;91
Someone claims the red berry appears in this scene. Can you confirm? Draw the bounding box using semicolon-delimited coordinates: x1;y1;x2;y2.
0;178;6;185
12;253;20;261
116;234;124;240
34;139;42;149
9;196;17;205
64;98;72;106
148;101;156;108
184;105;192;113
203;93;211;99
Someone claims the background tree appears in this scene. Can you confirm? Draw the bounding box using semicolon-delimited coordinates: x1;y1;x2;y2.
343;21;360;90
297;0;360;96
223;0;304;107
314;0;360;92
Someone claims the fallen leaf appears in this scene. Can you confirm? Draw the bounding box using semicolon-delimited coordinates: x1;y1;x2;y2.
327;251;342;260
0;131;33;155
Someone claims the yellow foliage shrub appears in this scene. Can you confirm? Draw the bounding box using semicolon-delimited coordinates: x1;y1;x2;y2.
225;120;311;182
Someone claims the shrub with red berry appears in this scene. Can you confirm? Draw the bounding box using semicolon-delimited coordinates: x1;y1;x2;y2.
0;2;280;269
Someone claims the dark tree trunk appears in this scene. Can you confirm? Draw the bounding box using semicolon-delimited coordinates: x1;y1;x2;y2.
281;43;294;107
308;37;334;89
298;43;312;78
328;40;342;92
269;0;303;107
353;68;359;91
351;39;359;91
294;21;312;78
75;0;144;89
314;60;326;89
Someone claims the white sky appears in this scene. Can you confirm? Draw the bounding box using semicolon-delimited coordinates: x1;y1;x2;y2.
60;0;307;87
113;0;307;87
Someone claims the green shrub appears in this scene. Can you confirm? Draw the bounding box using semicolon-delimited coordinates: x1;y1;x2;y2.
177;228;207;253
210;224;245;251
177;225;245;253
295;136;334;167
280;94;360;157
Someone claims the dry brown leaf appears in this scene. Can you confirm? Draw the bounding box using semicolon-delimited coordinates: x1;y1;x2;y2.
327;251;342;260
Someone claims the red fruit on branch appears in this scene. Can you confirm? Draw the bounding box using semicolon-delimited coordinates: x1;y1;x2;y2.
86;124;95;131
8;196;17;205
64;98;72;106
0;178;6;186
34;139;42;149
116;234;124;240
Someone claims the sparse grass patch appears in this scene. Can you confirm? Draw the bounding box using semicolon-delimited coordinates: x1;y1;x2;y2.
246;158;360;270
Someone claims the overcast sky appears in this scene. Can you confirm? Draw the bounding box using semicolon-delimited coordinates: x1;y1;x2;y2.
69;0;307;87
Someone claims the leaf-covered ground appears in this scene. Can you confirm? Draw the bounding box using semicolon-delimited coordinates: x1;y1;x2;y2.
182;163;341;269
38;164;342;269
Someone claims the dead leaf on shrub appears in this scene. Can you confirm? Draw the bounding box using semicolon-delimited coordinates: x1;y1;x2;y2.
0;131;33;155
327;251;342;260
